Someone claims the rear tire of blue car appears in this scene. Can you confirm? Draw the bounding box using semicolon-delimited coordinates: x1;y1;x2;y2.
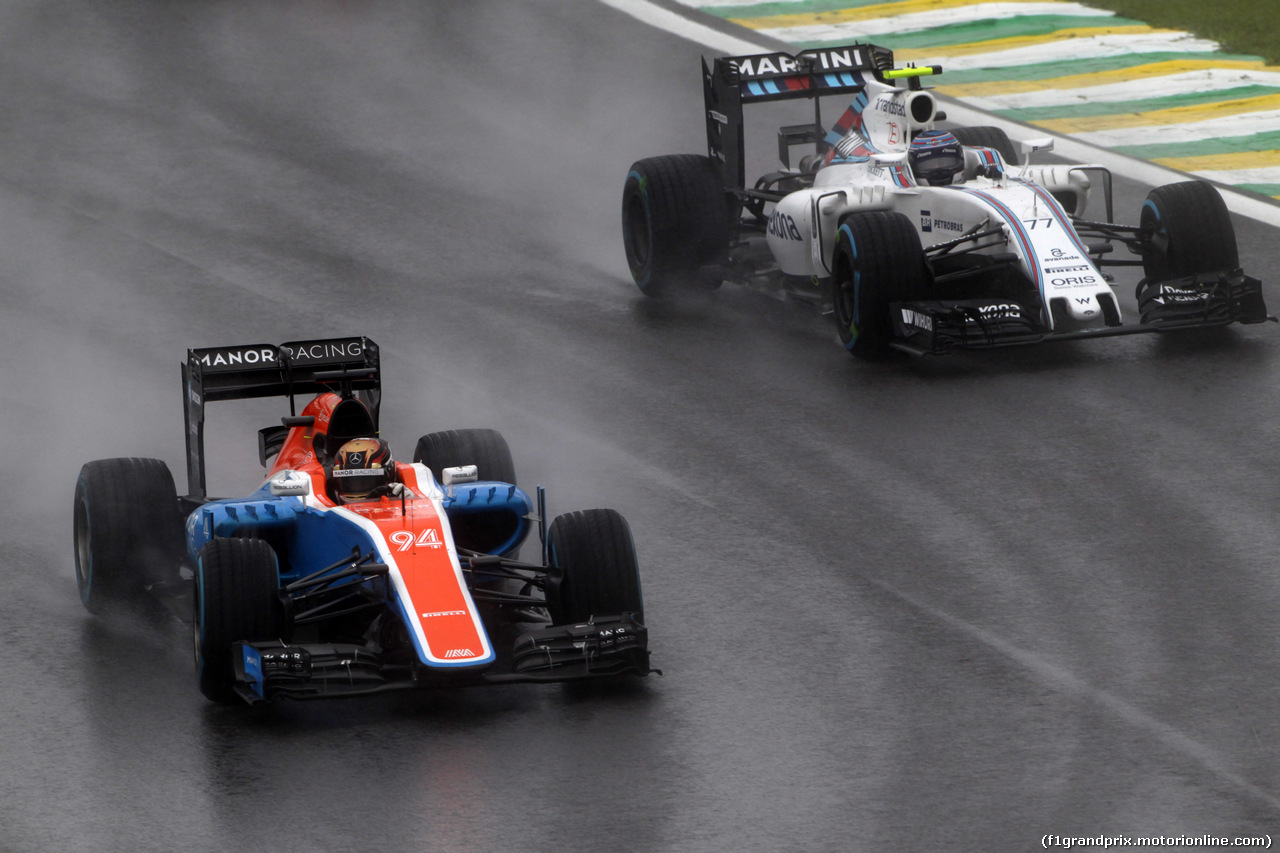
545;509;644;626
622;154;731;295
832;211;928;360
1140;181;1238;282
949;126;1020;166
194;538;283;704
413;428;516;485
73;457;184;615
415;429;522;557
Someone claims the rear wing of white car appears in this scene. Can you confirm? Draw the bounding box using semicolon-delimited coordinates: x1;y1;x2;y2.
704;43;921;190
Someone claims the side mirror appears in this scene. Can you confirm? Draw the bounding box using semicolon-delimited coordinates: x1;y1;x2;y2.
269;470;312;496
442;465;479;486
1019;137;1055;160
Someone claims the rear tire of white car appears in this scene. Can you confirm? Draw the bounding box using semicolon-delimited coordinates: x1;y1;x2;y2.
545;509;644;626
1140;181;1238;282
950;126;1019;166
622;155;731;295
73;457;184;615
832;212;928;360
193;538;283;703
413;428;516;485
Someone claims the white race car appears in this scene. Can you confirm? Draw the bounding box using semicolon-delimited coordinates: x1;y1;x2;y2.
621;43;1270;359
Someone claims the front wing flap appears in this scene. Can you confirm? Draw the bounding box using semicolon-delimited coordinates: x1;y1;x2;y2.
230;613;653;704
233;642;398;704
891;268;1272;355
1136;268;1269;327
890;298;1043;354
511;613;652;679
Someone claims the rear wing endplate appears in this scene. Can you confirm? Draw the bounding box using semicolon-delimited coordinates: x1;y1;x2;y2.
704;43;894;190
182;336;381;500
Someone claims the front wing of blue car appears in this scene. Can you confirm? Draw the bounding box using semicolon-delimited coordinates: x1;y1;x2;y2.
230;612;653;704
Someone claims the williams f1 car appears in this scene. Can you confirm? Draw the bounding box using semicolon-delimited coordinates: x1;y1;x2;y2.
621;42;1271;359
73;337;652;704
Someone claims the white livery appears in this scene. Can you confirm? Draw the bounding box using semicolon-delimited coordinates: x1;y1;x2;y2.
621;43;1268;359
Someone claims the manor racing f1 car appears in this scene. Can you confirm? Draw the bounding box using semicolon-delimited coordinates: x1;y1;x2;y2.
621;43;1272;359
73;337;652;704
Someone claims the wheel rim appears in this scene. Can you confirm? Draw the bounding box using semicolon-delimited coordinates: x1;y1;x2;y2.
74;496;92;603
833;231;859;341
192;567;204;672
834;273;856;331
623;190;651;269
1140;200;1170;277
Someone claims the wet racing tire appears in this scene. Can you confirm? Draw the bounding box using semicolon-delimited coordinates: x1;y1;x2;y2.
1140;181;1238;282
545;509;644;625
622;154;731;295
73;457;184;614
832;211;929;360
413;428;516;485
950;126;1020;166
193;538;283;703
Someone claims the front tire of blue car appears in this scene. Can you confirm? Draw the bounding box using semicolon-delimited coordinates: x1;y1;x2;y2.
545;509;644;626
194;538;283;704
73;457;184;615
832;211;927;360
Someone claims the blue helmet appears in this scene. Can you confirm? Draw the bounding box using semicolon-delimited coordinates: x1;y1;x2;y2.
910;130;964;186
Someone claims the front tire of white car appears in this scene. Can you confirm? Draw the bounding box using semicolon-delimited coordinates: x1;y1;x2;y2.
949;126;1019;166
832;212;928;360
1140;181;1238;282
73;457;184;615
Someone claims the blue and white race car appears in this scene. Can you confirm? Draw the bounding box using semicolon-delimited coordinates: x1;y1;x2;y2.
622;42;1270;358
73;337;653;704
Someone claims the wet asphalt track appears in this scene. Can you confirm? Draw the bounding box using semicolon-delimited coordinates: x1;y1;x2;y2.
5;2;1280;850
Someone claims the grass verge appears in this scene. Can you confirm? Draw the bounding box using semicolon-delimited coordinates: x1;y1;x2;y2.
1092;0;1280;64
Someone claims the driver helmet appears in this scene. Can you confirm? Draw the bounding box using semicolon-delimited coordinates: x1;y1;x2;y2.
330;438;395;502
909;130;964;186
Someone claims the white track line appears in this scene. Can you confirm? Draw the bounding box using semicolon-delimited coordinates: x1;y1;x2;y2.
603;0;1280;227
969;69;1280;111
857;570;1280;815
763;3;1114;43
679;0;795;6
597;0;768;54
1076;109;1280;147
906;32;1223;71
1192;165;1280;185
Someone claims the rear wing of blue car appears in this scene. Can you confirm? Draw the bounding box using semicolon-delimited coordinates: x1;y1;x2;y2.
703;43;897;190
181;336;381;500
